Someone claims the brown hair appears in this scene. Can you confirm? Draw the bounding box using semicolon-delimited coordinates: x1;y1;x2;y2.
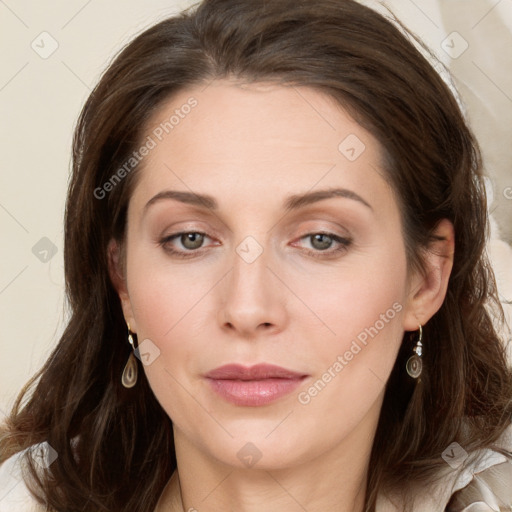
1;0;511;510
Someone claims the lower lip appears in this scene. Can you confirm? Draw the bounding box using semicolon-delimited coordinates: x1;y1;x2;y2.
206;377;306;406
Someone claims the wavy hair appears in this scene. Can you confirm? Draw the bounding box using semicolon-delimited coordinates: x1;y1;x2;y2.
1;0;511;510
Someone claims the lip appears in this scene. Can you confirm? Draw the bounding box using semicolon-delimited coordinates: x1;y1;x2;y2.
205;364;308;407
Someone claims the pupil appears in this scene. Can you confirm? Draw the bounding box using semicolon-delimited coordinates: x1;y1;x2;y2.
183;233;203;249
312;234;331;250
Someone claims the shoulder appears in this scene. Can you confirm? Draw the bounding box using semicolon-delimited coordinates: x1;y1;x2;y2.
0;443;49;512
447;422;512;511
376;422;512;511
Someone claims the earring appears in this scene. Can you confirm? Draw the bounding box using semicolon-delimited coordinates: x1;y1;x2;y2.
406;325;423;380
121;323;138;388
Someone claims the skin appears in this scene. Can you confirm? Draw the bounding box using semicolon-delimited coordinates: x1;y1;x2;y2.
109;79;454;512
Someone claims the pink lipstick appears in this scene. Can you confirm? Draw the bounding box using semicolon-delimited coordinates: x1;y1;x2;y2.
205;363;308;406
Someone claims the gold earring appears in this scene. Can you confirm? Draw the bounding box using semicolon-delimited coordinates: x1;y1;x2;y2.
406;325;423;380
121;323;138;388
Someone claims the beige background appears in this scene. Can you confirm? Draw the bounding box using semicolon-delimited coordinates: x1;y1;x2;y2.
1;0;511;418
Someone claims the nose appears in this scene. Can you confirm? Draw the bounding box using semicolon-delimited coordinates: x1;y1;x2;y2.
217;241;288;339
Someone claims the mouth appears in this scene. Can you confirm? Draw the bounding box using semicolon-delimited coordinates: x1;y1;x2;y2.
205;363;309;407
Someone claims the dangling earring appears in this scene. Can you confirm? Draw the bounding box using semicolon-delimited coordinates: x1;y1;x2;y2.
121;322;138;388
406;325;423;380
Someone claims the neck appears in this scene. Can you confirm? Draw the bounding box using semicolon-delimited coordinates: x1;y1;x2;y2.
157;406;381;512
176;458;368;512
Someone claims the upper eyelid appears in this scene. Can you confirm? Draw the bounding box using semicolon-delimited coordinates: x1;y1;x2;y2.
160;230;350;249
159;232;350;264
160;228;348;239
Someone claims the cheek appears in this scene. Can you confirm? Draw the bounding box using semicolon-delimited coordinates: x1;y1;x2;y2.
124;242;224;397
126;245;213;339
290;244;408;409
124;254;210;424
290;243;408;350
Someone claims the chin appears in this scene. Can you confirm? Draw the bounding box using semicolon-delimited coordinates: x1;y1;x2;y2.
199;427;323;471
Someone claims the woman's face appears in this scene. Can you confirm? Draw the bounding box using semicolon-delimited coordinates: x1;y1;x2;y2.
117;80;423;470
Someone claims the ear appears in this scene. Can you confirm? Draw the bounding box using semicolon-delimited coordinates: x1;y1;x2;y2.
107;238;138;332
402;219;455;331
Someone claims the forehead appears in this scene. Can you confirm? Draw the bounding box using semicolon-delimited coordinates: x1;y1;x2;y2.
144;79;376;160
130;79;393;216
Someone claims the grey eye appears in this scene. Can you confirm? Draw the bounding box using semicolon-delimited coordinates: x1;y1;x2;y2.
310;233;334;250
180;232;205;250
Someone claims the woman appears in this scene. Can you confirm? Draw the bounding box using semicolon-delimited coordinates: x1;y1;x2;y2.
1;0;511;510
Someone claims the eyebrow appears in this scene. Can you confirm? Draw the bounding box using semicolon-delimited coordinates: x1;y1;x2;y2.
143;187;373;214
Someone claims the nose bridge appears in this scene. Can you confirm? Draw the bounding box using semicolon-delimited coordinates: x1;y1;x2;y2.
218;233;286;334
230;234;271;303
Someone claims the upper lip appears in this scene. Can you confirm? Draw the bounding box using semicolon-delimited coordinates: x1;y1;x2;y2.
205;363;307;380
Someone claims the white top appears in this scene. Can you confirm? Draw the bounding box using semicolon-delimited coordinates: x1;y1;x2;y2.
1;423;511;511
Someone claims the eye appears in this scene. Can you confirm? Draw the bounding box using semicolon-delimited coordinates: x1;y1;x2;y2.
158;230;352;260
159;231;214;258
293;232;352;259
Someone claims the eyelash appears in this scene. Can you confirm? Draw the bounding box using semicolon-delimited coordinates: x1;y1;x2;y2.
158;231;352;260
